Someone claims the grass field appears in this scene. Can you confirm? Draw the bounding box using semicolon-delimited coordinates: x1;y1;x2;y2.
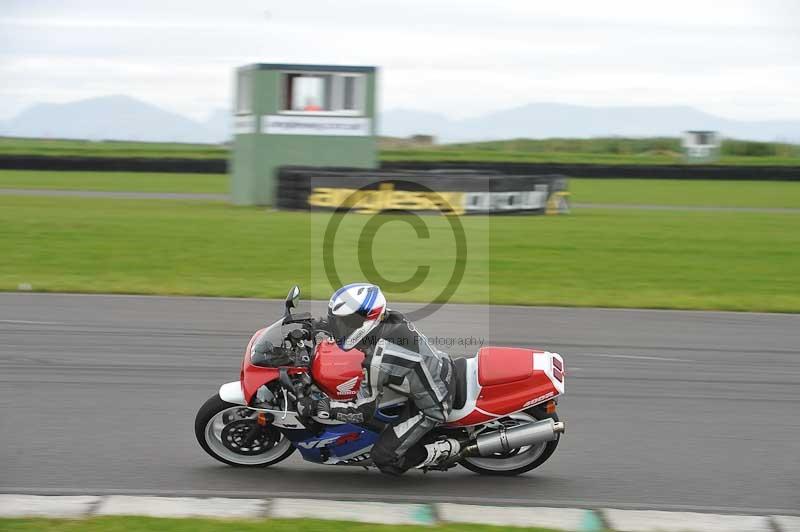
440;136;799;156
380;148;800;166
383;136;800;165
570;178;800;208
0;137;226;159
3;136;798;166
1;195;798;312
0;170;227;194
0;517;559;532
4;170;800;209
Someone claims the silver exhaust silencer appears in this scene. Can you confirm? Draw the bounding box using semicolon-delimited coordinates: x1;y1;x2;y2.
467;418;565;457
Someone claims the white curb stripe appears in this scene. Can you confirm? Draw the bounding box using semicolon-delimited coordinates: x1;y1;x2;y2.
0;495;99;518
1;494;795;531
603;509;772;532
270;498;434;525
95;495;266;519
774;515;800;532
438;503;597;531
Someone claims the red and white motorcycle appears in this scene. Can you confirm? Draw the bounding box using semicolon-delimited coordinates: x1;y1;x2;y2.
195;286;566;475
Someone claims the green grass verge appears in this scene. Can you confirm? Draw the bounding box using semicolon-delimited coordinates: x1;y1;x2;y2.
380;149;800;166
0;170;227;194
382;136;800;165
570;178;800;208
0;137;226;159
3;136;798;166
1;196;799;312
4;171;800;210
0;517;562;532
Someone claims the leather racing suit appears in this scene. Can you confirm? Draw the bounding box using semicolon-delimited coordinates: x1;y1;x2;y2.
314;310;455;475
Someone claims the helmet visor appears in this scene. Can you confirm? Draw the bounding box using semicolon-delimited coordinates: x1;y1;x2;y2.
327;308;367;347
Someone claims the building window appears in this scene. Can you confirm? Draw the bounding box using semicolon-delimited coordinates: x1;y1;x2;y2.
281;72;364;115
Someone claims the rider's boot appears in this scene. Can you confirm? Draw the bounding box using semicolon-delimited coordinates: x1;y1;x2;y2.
416;438;461;469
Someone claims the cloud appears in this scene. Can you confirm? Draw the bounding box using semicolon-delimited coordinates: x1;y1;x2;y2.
1;0;798;121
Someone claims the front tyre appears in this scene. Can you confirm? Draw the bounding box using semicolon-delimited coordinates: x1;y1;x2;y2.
458;410;560;476
195;394;295;467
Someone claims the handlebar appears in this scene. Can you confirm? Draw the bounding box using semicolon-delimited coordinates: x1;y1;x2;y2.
283;311;313;324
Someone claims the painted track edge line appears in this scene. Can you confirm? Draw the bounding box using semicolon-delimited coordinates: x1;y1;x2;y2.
3;292;800;317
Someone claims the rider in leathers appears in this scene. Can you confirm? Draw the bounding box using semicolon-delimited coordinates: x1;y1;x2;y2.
307;283;460;475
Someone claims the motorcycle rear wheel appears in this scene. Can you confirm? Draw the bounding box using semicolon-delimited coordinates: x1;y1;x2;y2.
195;394;295;467
458;410;560;476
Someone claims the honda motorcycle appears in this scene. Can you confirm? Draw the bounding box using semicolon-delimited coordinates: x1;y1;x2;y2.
195;286;566;475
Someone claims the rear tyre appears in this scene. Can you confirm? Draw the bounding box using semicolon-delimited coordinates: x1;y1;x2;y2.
458;410;560;476
195;394;295;467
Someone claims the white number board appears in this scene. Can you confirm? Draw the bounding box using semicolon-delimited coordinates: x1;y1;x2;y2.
262;115;371;137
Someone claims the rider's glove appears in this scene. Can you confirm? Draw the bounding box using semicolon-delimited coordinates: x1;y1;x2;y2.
314;330;332;344
296;396;316;419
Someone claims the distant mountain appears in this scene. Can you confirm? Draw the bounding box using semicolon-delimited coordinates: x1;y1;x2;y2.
202;108;231;143
2;95;798;144
379;109;453;139
2;95;226;144
380;103;800;143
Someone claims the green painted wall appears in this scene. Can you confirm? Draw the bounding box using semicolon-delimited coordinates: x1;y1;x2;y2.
230;64;378;206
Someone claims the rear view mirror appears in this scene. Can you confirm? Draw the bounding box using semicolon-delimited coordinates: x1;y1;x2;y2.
285;285;301;310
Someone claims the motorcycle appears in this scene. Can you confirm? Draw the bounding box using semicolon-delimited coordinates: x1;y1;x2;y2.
195;286;566;475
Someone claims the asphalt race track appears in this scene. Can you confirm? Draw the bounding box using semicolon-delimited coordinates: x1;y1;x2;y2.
1;293;798;515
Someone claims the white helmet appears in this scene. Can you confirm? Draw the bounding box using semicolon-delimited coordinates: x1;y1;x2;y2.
327;283;387;350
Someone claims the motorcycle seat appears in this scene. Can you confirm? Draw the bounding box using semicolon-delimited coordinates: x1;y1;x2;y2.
477;347;533;386
451;356;469;410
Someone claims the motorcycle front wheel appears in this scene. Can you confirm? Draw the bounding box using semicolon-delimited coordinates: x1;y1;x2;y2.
458;410;560;476
194;394;295;467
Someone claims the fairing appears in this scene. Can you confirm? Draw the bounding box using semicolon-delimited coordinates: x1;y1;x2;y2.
286;424;378;464
446;348;565;427
240;324;307;404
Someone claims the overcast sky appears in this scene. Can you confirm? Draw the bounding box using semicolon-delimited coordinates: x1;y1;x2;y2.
2;0;798;122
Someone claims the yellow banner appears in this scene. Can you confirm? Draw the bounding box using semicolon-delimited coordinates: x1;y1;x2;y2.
308;183;466;215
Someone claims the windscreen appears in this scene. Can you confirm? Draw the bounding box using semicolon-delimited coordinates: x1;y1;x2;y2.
250;318;304;359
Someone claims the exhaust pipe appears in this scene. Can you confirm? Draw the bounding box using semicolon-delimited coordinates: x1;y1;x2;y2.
462;418;565;457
